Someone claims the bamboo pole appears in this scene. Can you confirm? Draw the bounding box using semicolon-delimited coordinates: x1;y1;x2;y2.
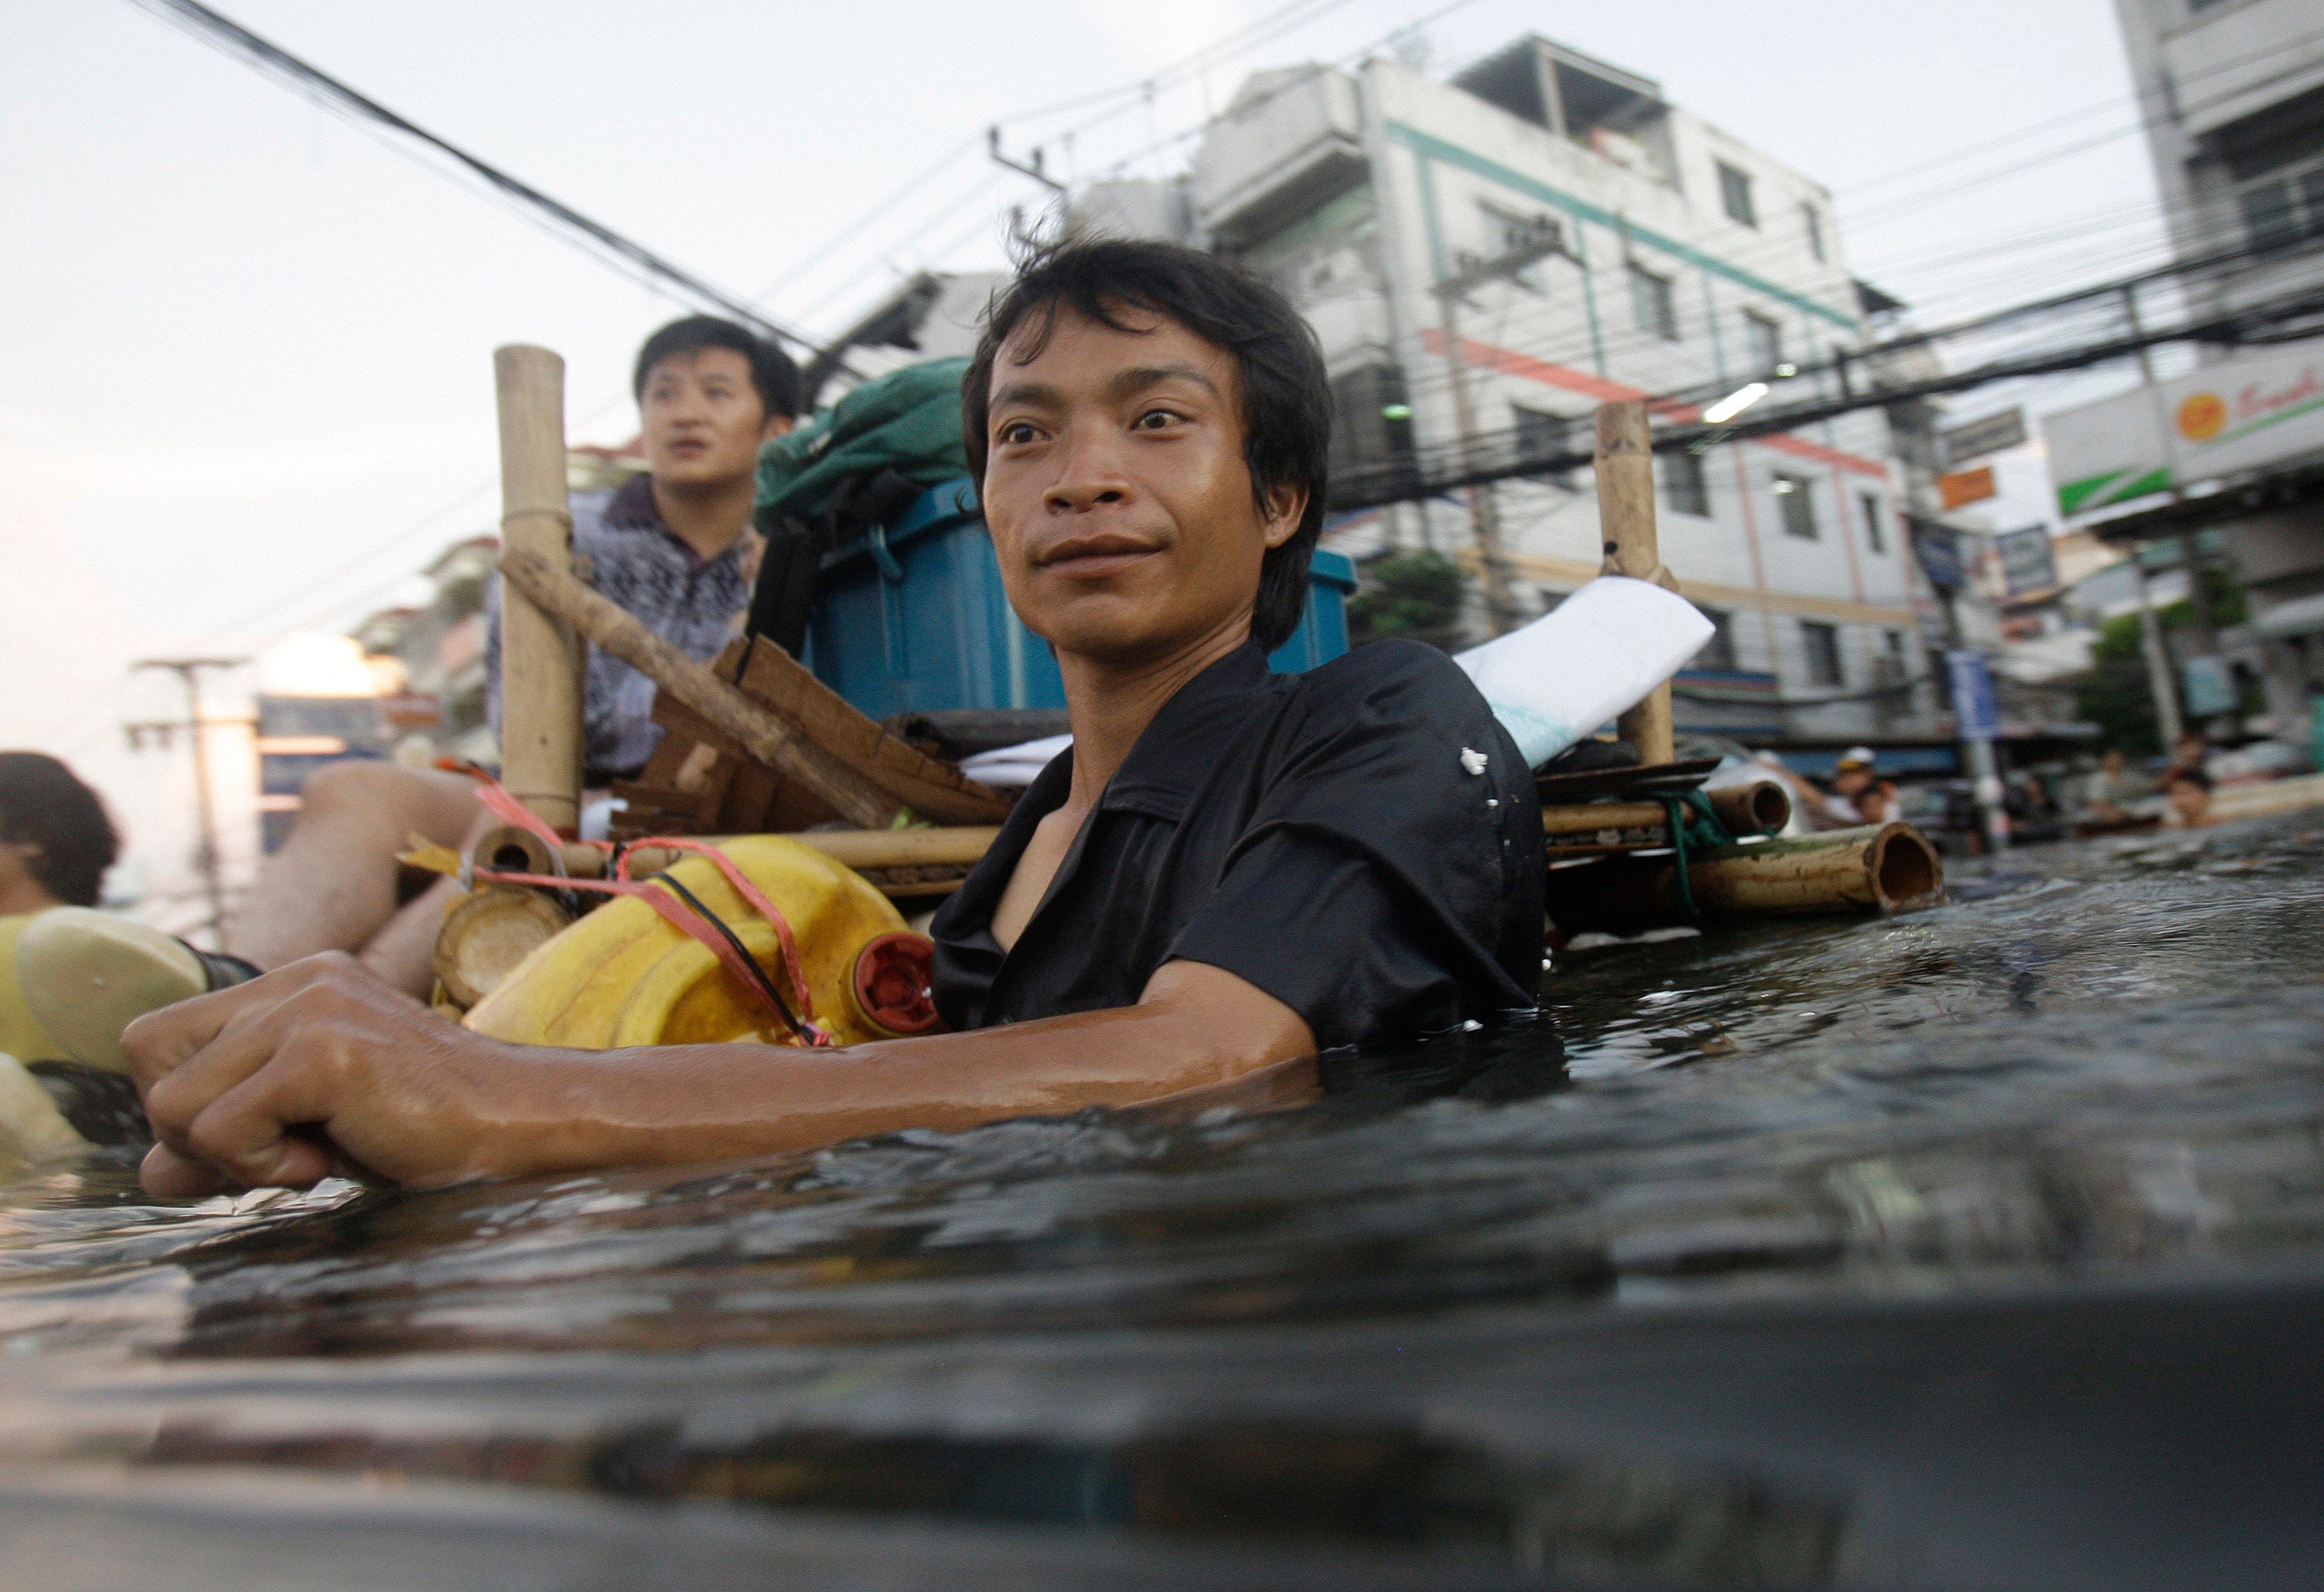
1593;400;1675;766
1540;782;1790;840
1542;822;1944;937
494;346;582;833
498;545;902;831
622;826;999;877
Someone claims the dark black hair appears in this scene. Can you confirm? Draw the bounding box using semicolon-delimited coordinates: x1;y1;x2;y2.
633;316;802;420
962;237;1330;653
0;752;120;909
2169;766;2213;793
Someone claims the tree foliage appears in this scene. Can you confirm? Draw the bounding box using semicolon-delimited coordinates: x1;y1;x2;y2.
1348;551;1467;649
2073;564;2247;754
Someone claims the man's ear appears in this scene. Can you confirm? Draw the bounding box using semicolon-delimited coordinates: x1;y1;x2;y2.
760;414;796;442
1259;481;1308;549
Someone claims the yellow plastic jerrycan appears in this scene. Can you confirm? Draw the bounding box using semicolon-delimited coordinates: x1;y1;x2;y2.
461;835;940;1050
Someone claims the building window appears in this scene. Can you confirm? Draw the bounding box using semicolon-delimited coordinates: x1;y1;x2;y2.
1803;202;1826;262
1773;471;1818;539
1628;263;1678;340
2237;162;2324;251
1662;447;1711;516
1513;406;1575;471
1327;363;1416;499
1716;161;1757;228
1693;607;1737;672
1858;492;1887;553
1742;310;1783;376
1801;621;1844;688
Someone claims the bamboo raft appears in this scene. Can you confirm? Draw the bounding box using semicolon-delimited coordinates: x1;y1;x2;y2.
443;349;1944;1010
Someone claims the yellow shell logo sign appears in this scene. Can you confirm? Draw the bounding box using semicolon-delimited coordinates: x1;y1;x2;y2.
2177;391;2228;442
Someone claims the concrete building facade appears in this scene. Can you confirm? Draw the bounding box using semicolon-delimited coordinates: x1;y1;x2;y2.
2056;0;2324;745
1174;37;1941;744
2113;0;2324;327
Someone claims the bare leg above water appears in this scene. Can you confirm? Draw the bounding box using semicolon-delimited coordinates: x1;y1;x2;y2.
230;763;487;998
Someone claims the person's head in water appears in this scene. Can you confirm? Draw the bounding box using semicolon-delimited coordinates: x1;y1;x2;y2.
0;752;119;912
630;316;801;493
963;237;1330;662
1831;747;1878;799
2165;765;2214;827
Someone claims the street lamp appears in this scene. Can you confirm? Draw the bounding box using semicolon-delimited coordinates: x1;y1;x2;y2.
1703;381;1770;425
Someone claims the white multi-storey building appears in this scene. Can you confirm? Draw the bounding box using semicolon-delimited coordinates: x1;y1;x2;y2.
2114;0;2324;328
1170;36;1942;742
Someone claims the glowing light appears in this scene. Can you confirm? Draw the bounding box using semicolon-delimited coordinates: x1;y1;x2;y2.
1702;382;1770;424
258;632;378;697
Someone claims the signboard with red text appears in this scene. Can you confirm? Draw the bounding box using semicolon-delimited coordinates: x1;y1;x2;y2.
2048;337;2324;516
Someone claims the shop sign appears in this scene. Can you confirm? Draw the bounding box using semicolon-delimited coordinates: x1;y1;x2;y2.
2047;338;2324;516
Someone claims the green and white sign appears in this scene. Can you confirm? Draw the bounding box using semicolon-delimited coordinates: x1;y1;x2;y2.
2045;338;2324;517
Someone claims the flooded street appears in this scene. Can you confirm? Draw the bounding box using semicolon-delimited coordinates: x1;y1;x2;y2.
4;809;2322;1591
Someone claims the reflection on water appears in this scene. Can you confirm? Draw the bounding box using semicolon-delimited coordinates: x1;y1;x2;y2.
2;810;2323;1588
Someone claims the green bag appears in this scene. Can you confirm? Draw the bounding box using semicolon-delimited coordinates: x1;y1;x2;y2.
753;356;970;532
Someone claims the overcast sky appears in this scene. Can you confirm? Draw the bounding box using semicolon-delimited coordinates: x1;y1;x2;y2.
1;0;2156;929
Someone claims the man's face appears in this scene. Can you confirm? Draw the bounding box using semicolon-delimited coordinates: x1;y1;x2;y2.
980;304;1302;664
639;347;789;488
1833;766;1873;796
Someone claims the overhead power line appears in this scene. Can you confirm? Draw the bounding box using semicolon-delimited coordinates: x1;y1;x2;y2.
1330;265;2324;512
123;0;830;358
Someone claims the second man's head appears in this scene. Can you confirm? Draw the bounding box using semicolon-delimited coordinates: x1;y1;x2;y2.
632;316;802;491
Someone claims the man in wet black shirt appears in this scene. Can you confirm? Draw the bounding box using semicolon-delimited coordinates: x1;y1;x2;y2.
120;239;1544;1195
932;633;1541;1045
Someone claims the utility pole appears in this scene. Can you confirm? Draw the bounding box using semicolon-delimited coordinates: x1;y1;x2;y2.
2121;283;2196;741
1432;221;1571;637
127;657;248;947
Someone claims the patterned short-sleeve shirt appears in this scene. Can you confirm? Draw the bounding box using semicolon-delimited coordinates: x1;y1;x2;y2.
486;473;759;783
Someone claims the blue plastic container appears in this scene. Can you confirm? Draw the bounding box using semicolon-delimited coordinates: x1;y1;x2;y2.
803;478;1355;721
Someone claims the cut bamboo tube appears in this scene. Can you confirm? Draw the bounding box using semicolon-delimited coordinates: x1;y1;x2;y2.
499;545;901;831
621;826;999;878
1542;822;1944;936
469;823;558;878
494;346;582;833
1539;781;1790;841
1709;781;1792;837
1593;399;1675;767
434;885;572;1009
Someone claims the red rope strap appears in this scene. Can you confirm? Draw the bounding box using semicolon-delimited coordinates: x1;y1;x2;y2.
451;771;831;1045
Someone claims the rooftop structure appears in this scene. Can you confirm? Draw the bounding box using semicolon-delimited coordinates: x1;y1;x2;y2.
1159;37;1944;742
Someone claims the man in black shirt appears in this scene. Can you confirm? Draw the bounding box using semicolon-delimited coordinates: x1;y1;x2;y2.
120;239;1542;1196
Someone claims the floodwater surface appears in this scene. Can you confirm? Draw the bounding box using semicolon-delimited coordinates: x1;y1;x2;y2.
3;811;2322;1591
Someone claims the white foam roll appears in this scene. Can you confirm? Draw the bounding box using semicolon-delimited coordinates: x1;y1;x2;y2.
958;733;1073;790
1453;576;1714;768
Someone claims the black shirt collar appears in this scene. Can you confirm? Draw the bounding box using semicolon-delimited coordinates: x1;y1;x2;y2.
1101;638;1273;820
932;636;1274;954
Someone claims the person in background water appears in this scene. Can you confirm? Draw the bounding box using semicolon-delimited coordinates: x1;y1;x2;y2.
2082;747;2152;825
15;319;801;1054
2163;765;2216;828
2161;727;2211;790
1811;747;1894;829
98;237;1544;1198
